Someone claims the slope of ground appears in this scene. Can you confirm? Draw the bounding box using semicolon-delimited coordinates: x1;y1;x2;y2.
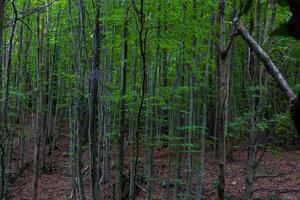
8;134;300;200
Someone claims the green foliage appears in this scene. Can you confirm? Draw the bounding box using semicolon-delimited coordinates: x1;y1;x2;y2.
294;84;300;91
271;23;289;37
238;0;253;17
174;178;184;186
269;193;278;200
210;179;218;191
257;119;270;132
277;0;289;7
267;145;283;156
178;125;202;132
227;113;250;136
271;0;300;39
272;113;297;143
2;0;300;198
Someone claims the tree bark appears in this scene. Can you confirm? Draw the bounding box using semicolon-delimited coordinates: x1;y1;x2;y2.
233;18;296;101
67;0;85;198
0;0;4;101
1;1;17;198
32;13;43;200
196;13;213;199
129;0;148;199
88;0;101;199
217;0;228;199
115;7;128;200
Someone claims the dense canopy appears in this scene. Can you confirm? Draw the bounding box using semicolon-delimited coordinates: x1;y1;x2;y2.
0;0;299;199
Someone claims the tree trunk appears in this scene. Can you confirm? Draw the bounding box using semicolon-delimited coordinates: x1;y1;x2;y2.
243;16;258;199
196;14;213;199
217;0;228;199
1;1;17;198
67;0;85;198
129;41;138;200
32;13;43;200
130;0;148;199
233;18;296;101
116;7;128;200
0;0;4;101
88;0;101;199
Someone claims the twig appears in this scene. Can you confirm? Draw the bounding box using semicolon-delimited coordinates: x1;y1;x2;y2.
82;166;89;175
130;0;141;18
255;163;299;179
122;172;147;193
4;0;57;27
223;27;238;57
254;131;273;169
253;188;299;194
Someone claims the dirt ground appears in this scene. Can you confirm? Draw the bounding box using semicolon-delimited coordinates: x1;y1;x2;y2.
8;134;300;200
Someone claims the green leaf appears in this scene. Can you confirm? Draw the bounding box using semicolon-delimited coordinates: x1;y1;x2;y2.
239;0;253;17
270;23;289;37
277;0;289;7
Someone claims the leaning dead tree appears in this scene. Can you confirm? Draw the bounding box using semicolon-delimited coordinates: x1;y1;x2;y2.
233;18;296;101
233;18;300;133
233;16;299;199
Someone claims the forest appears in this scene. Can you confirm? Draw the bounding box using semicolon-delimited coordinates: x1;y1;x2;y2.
0;0;299;199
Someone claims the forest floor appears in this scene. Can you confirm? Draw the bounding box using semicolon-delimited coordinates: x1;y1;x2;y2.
8;127;300;200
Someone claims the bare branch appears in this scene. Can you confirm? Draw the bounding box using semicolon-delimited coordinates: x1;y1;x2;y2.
4;0;57;27
223;27;238;57
254;132;273;169
255;163;299;179
233;18;296;101
130;0;141;20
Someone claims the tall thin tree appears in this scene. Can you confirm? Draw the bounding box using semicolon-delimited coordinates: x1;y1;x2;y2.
116;7;129;200
88;0;101;198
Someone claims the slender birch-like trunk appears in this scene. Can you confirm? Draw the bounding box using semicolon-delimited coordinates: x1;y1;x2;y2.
217;0;228;199
32;13;43;200
116;7;129;200
88;0;101;199
67;1;85;198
